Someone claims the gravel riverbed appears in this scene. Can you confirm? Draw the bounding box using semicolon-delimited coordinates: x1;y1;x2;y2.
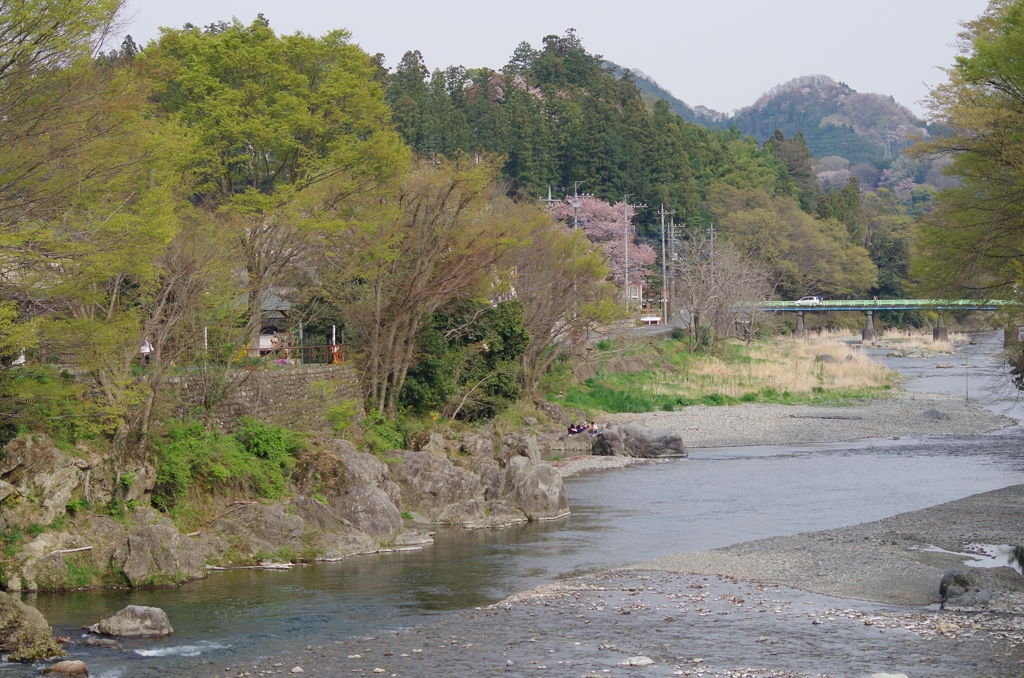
214;485;1022;678
610;391;1014;449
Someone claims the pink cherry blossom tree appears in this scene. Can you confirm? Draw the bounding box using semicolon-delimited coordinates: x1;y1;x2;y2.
549;195;655;288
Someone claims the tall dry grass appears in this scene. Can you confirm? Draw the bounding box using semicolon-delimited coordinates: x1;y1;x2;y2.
644;337;896;399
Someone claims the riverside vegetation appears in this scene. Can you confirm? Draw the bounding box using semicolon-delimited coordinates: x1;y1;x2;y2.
552;333;898;414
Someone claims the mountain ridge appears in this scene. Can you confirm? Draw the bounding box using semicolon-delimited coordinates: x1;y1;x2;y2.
605;64;927;164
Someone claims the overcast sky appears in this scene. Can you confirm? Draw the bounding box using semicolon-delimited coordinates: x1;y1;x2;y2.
122;0;990;117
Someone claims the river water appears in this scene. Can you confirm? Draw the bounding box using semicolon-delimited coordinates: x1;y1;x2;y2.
21;332;1024;677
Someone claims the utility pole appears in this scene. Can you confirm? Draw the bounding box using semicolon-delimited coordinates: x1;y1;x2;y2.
658;203;673;325
669;215;676;322
621;195;646;309
571;181;585;229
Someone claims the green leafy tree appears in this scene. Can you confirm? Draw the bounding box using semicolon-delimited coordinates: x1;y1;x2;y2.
912;0;1024;302
145;18;409;327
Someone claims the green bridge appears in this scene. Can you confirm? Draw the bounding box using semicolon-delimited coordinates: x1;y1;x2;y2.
739;299;1014;342
750;299;1008;312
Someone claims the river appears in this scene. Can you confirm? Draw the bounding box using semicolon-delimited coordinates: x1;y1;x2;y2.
22;331;1024;677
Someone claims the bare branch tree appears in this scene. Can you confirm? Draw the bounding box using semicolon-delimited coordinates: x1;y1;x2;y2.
671;230;773;352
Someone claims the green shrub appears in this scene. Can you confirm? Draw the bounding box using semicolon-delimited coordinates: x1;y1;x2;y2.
363;409;406;453
64;499;89;520
739;392;758;403
153;419;305;510
596;338;613;351
325;398;361;437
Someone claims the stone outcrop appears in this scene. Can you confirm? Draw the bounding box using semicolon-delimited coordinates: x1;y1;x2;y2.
331;484;403;539
289;496;380;559
458;432;494;457
89;605;173;637
0;436;84;525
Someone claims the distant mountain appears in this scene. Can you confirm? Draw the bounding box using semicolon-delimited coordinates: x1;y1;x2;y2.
610;69;927;165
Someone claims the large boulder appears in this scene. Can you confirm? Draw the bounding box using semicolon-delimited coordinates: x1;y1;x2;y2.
435;499;526;529
89;605;172;638
592;428;624;456
499;456;569;521
0;436;83;524
614;423;686;458
387;451;480;520
496;433;541;467
0;591;63;661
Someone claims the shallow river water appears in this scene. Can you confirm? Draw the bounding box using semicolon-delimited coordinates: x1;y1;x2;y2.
21;332;1024;677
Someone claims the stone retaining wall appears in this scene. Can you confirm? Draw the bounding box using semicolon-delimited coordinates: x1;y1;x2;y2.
176;365;363;432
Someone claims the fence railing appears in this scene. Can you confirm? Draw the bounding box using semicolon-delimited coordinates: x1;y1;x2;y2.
244;344;347;365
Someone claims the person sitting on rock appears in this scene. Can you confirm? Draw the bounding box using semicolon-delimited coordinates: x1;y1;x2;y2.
589;422;598;436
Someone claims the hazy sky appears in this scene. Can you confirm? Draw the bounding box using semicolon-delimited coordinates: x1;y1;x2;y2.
122;0;990;117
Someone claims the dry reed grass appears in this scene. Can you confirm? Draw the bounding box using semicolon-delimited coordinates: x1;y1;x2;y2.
646;337;896;399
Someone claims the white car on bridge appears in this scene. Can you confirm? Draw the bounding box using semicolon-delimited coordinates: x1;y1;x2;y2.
795;296;823;306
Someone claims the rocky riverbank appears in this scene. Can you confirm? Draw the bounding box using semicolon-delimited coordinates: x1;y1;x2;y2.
246;485;1023;678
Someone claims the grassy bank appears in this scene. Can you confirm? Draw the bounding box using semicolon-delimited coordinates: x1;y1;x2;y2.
550;335;899;414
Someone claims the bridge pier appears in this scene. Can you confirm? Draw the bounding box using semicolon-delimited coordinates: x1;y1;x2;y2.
862;310;878;342
1005;326;1022;348
932;314;948;342
794;311;806;340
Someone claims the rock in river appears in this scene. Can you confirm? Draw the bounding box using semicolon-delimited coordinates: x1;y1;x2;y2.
0;591;64;661
42;660;89;677
596;423;686;458
89;605;173;638
499;456;569;520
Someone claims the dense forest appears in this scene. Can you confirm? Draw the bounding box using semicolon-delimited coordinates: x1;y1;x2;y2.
378;30;934;302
